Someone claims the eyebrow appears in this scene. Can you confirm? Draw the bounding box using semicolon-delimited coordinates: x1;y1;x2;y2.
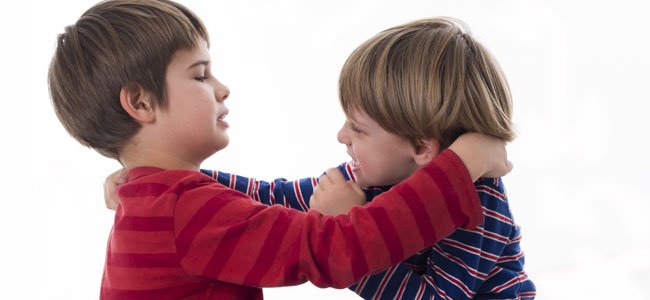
349;119;366;130
187;60;210;70
348;112;364;125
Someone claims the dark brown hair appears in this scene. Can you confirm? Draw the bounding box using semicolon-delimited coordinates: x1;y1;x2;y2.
48;0;208;159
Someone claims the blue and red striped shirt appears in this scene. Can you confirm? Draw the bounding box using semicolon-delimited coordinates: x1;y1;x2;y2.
202;158;535;299
101;150;484;299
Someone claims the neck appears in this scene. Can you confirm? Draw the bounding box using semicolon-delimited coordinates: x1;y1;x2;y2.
119;142;202;171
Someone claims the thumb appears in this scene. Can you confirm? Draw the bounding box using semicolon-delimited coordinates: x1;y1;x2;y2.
116;169;129;185
309;194;317;207
347;181;365;198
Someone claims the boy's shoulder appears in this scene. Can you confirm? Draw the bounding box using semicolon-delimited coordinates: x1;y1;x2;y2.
116;167;251;220
118;167;223;197
474;177;516;221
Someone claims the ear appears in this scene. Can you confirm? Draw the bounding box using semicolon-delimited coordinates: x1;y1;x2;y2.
120;82;156;123
413;138;441;166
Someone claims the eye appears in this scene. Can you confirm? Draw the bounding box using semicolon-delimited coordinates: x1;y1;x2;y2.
350;123;362;133
195;75;208;82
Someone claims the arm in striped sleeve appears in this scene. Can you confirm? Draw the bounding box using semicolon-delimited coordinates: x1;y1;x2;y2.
199;163;355;212
177;149;483;288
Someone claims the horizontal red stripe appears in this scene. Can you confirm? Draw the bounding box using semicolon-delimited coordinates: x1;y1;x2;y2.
432;244;488;279
101;282;206;300
492;275;521;293
486;266;503;279
107;252;179;268
114;216;174;231
477;185;506;201
118;183;171;198
442;239;499;262
483;209;513;225
497;251;525;263
481;229;511;244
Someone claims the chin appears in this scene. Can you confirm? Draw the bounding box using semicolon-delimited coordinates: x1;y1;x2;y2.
202;139;229;157
215;135;229;149
354;177;373;189
214;142;229;152
356;176;396;188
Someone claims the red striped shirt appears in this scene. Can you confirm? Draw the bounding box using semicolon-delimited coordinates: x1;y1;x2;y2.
101;150;482;299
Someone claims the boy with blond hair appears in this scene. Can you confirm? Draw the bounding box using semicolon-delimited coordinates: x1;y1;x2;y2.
196;18;536;298
50;1;510;299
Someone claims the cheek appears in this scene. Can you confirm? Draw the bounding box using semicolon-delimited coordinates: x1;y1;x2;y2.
355;147;382;173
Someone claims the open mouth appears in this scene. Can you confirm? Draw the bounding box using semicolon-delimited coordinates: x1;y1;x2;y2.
217;111;229;128
350;159;360;171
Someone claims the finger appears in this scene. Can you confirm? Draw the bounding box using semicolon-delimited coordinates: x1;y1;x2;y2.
347;181;366;199
103;185;111;209
324;167;345;183
316;174;330;191
312;183;323;199
104;184;116;210
116;168;129;185
319;169;338;188
346;179;361;191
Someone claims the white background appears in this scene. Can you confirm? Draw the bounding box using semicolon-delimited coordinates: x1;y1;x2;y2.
2;0;649;298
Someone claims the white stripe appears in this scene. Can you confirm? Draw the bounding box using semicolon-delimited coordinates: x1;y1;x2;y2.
456;227;510;244
372;265;398;300
433;265;474;298
476;185;506;201
293;181;309;211
269;181;275;205
355;276;369;294
393;270;411;300
483;207;514;225
426;274;450;300
491;273;526;293
431;244;488;280
440;238;499;262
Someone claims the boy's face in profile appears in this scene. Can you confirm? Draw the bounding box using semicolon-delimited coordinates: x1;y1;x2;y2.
155;39;231;165
337;109;421;188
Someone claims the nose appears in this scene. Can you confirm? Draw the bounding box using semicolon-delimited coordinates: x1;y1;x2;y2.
337;122;350;145
214;79;230;102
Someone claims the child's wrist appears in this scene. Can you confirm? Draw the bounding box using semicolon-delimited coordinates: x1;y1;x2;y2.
446;146;483;181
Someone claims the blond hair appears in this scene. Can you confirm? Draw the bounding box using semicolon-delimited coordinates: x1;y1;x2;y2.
339;17;514;149
48;0;208;159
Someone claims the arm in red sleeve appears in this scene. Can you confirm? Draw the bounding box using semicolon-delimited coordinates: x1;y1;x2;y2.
175;149;482;288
